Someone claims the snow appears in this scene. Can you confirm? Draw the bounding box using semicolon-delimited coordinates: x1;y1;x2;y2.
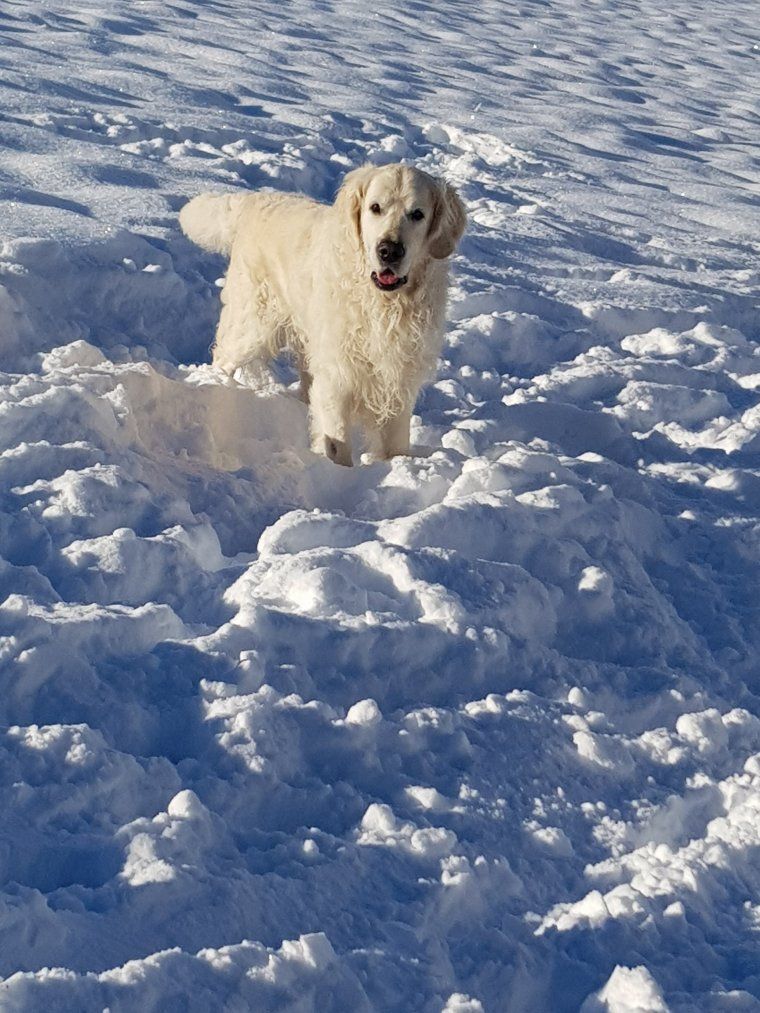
1;0;759;1010
581;965;668;1013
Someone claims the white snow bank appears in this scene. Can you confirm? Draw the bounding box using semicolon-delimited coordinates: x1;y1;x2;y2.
0;932;369;1013
1;0;760;1010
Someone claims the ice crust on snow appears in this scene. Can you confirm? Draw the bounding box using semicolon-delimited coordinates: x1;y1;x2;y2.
0;0;760;1010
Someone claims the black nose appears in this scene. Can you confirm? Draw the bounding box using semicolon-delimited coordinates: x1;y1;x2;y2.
377;239;405;264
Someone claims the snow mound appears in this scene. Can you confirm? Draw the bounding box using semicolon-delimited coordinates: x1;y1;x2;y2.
1;0;759;1009
0;933;369;1013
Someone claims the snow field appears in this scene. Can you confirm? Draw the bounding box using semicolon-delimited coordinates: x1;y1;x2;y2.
1;0;760;1010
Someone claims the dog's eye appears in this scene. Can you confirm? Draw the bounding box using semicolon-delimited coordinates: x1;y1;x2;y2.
370;203;382;215
410;208;425;222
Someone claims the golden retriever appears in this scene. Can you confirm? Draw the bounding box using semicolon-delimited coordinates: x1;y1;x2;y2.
180;163;466;466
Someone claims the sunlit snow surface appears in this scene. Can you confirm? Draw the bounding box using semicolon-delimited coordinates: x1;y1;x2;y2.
1;1;759;1010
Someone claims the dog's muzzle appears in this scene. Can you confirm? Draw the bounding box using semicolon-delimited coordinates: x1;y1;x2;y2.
371;269;408;291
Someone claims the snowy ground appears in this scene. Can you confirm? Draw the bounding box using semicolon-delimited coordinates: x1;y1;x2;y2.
1;1;760;1010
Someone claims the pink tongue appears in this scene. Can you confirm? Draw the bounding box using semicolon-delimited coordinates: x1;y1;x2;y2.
379;270;398;284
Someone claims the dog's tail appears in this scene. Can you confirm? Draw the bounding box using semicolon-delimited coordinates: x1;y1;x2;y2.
179;192;249;255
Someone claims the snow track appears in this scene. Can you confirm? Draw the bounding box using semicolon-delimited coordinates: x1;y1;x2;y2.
1;1;759;1010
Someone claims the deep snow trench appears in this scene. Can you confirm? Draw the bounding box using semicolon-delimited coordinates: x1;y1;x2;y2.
0;1;759;1011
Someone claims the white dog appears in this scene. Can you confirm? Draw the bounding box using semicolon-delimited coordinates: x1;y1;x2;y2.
180;163;466;466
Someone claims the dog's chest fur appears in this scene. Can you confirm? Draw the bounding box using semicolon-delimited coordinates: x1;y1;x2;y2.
328;263;448;422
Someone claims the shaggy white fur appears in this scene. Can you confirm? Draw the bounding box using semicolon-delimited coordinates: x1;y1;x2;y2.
180;163;466;465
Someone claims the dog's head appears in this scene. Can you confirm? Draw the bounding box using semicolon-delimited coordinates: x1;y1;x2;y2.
336;163;466;292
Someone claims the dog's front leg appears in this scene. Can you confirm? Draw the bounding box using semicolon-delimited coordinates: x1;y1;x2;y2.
377;406;412;460
309;378;353;467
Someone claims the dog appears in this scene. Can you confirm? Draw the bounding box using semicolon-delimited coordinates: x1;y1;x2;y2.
180;163;466;466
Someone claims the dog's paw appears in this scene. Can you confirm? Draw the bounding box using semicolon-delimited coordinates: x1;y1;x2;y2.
324;436;353;467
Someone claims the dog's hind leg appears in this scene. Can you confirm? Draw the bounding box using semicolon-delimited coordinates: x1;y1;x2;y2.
298;368;313;405
212;260;279;376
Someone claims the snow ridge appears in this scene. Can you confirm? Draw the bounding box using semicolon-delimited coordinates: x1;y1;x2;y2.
1;1;759;1010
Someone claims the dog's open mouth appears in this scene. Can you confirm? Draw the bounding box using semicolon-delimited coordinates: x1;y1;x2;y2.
371;269;407;291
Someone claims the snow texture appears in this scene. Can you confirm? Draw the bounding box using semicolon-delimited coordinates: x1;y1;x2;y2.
0;1;759;1011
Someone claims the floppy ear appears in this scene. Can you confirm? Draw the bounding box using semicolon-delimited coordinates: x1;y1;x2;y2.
428;181;467;260
334;165;376;245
